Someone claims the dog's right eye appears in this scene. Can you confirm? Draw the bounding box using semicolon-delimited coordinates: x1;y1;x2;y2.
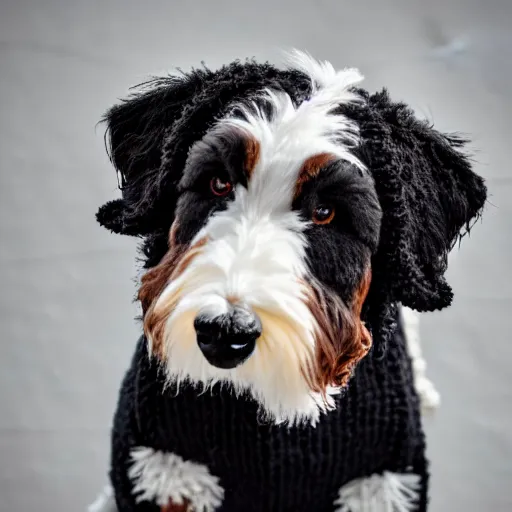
312;205;335;225
210;176;233;197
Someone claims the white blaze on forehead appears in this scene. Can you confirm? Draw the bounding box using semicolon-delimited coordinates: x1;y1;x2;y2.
218;49;366;213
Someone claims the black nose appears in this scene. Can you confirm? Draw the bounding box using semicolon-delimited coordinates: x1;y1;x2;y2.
194;306;261;369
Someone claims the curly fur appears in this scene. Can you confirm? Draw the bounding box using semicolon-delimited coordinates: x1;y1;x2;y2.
97;56;486;358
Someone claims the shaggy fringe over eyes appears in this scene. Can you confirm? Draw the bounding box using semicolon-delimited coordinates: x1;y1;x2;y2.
305;269;373;392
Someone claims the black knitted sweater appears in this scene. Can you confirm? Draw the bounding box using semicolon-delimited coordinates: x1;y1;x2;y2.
109;312;428;512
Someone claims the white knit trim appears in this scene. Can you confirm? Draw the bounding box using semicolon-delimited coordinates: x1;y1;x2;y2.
87;485;117;512
128;446;224;511
401;306;441;411
334;471;422;512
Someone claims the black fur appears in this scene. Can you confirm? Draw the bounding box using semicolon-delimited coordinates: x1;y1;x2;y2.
343;89;487;313
97;59;486;353
297;160;381;302
172;125;248;246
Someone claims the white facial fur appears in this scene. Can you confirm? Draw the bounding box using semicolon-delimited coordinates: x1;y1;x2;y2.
147;50;366;425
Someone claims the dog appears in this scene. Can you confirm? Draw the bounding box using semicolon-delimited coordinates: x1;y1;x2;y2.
91;50;487;512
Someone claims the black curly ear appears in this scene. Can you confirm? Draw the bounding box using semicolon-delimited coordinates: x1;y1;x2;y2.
96;60;314;241
352;89;487;312
96;70;210;236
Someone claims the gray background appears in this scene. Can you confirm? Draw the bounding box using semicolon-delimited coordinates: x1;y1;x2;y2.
0;0;510;510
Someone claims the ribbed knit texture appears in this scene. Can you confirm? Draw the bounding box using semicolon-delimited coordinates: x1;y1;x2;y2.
109;314;429;512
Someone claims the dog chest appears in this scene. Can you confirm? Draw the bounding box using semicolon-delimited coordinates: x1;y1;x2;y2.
117;330;425;512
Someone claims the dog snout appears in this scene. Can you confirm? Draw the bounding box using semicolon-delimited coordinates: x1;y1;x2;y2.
194;306;261;369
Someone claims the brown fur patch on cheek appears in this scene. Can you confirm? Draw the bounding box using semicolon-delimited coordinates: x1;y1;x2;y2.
295;153;337;199
138;222;184;315
244;136;260;178
138;221;207;358
305;267;373;392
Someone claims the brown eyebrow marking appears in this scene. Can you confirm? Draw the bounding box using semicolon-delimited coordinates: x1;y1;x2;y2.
244;136;260;179
295;153;337;199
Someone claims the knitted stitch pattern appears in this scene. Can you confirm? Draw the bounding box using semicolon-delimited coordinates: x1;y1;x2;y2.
110;314;428;512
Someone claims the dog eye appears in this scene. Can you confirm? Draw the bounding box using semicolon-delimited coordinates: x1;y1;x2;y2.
312;205;335;225
210;176;233;197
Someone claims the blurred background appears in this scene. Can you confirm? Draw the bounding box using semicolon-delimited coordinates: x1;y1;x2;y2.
0;0;510;510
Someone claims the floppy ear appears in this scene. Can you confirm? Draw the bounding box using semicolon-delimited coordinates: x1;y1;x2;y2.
352;89;487;312
96;61;311;240
96;71;209;237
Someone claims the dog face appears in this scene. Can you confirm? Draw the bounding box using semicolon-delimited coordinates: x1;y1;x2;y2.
138;55;382;424
98;50;487;425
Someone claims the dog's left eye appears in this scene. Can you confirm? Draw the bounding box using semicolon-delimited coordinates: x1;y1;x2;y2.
312;205;335;225
210;176;233;197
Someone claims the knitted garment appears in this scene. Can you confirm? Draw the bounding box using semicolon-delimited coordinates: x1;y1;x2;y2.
108;311;428;512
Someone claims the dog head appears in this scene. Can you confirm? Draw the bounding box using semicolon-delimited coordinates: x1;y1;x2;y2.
97;51;486;425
